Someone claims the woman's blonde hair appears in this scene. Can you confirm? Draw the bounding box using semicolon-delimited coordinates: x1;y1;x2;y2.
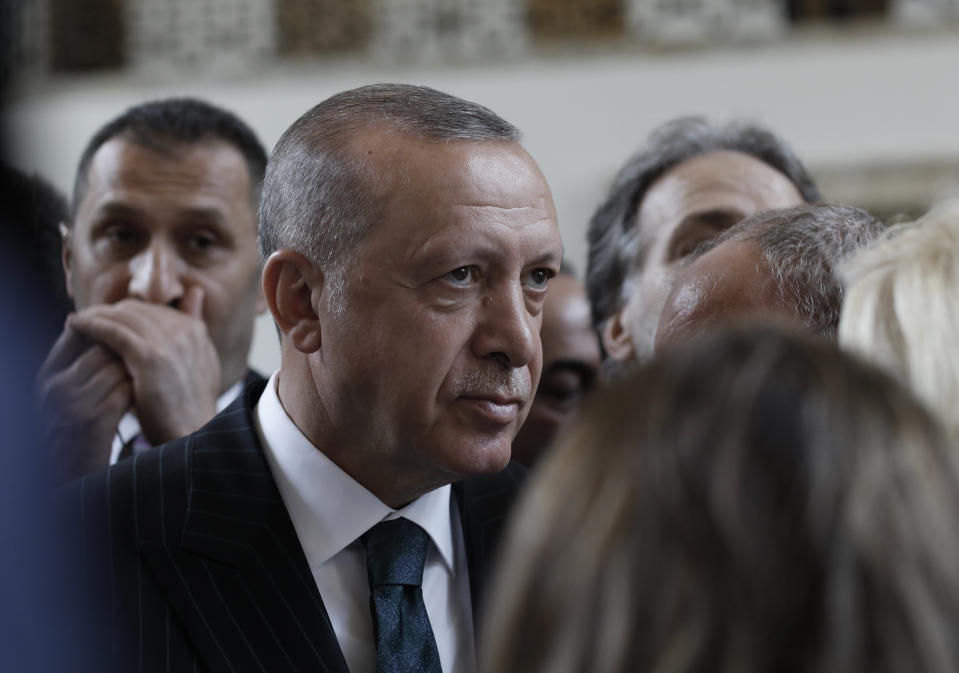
840;199;959;441
482;327;959;673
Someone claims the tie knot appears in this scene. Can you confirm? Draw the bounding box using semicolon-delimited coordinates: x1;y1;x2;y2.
362;518;431;588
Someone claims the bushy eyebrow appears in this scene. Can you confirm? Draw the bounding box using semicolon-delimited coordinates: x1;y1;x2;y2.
92;201;228;226
175;207;229;226
527;249;563;270
91;202;142;219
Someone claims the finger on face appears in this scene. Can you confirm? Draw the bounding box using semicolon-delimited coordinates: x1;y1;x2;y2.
180;285;205;319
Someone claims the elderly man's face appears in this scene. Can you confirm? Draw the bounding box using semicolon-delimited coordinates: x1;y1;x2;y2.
64;137;263;388
511;273;600;467
315;134;562;486
603;150;804;363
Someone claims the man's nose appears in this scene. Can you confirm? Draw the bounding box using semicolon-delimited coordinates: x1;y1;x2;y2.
472;285;539;369
127;242;185;307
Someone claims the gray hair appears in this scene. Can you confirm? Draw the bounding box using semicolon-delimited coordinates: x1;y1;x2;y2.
707;204;883;338
258;83;522;287
586;117;822;330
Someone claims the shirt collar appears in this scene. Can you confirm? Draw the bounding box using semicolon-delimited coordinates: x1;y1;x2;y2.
253;371;455;572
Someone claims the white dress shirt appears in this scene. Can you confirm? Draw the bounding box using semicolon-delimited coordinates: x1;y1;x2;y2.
253;372;476;673
109;379;244;464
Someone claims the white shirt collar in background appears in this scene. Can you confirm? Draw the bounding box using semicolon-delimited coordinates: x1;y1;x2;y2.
109;378;245;464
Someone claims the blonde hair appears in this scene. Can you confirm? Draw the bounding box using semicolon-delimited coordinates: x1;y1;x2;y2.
839;199;959;441
482;327;959;673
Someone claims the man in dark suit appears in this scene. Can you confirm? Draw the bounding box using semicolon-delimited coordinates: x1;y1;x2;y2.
66;84;563;673
36;98;268;482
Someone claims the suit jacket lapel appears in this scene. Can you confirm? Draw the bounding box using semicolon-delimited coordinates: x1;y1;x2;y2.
140;384;350;673
453;461;527;630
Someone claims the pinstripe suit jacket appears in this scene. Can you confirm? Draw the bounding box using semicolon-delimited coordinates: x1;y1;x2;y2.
65;379;527;673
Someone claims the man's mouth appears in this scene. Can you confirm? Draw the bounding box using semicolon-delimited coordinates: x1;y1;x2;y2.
458;395;522;424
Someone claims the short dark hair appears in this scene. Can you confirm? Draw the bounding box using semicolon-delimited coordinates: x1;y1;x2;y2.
258;83;521;285
71;97;267;219
586;117;822;329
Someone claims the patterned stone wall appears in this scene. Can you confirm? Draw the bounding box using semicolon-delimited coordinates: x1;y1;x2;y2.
626;0;784;44
528;0;625;39
6;0;958;82
277;0;372;55
371;0;527;62
126;0;275;71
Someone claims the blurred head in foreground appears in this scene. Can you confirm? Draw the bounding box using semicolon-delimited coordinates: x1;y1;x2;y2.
482;326;959;673
840;198;959;443
653;204;882;355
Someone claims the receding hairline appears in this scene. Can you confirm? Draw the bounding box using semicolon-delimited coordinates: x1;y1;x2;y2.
257;83;532;274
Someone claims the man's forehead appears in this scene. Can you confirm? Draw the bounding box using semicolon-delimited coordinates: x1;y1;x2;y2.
633;151;802;265
355;126;531;181
81;137;253;202
86;136;249;187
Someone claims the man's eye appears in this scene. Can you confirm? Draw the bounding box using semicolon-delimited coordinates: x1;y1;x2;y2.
541;383;582;404
102;225;141;248
526;268;555;290
189;233;216;251
443;266;475;286
539;369;596;409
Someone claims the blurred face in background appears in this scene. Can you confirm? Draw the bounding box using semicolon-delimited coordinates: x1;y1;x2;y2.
602;151;805;364
512;273;601;467
64;136;263;389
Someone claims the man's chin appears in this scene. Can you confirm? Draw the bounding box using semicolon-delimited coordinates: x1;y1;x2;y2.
441;437;513;478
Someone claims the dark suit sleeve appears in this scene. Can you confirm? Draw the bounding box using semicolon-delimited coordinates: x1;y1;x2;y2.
64;440;206;673
63;383;350;673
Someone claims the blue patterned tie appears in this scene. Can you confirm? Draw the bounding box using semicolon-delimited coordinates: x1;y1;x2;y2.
362;518;442;673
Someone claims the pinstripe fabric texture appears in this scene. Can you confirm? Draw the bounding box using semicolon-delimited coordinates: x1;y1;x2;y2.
64;380;527;673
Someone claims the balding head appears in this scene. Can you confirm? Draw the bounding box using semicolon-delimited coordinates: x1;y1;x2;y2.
655;204;883;353
258;83;522;278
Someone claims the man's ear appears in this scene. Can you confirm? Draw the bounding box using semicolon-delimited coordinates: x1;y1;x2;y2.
59;222;74;299
262;250;324;354
601;309;636;363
